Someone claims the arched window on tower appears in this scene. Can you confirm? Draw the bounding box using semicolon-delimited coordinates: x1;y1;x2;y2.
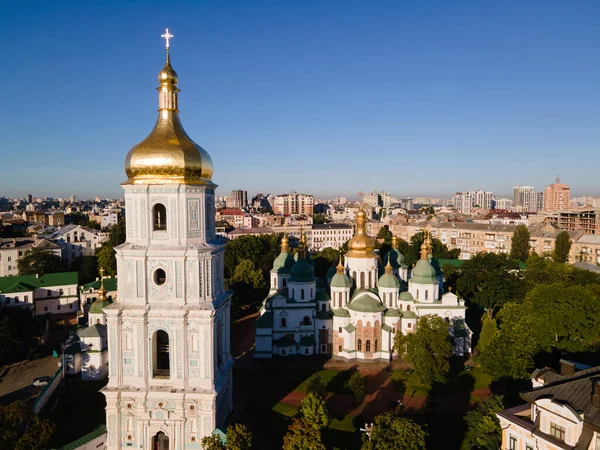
374;340;378;352
282;278;287;287
366;340;371;352
357;339;362;351
360;272;365;288
152;330;170;378
368;271;372;288
301;289;305;300
416;289;419;300
152;431;169;450
353;271;357;285
407;304;411;311
425;290;429;300
302;316;311;326
153;203;167;231
338;292;342;307
383;293;387;303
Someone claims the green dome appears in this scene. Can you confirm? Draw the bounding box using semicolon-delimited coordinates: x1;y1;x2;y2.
89;298;111;314
295;251;314;266
399;291;414;301
330;272;353;288
378;272;400;289
326;265;337;278
348;292;386;312
271;251;294;273
411;259;438;284
289;258;315;283
396;250;408;268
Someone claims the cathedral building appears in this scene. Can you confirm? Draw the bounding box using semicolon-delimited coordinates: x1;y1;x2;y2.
255;205;471;361
102;31;233;450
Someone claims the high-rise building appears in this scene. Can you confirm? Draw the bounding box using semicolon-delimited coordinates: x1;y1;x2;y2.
543;176;571;211
103;33;233;449
452;192;474;215
26;193;32;203
513;186;544;213
494;198;514;210
273;192;314;215
473;190;493;209
229;189;247;208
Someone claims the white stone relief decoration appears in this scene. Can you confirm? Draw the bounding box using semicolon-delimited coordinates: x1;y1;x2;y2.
188;199;200;231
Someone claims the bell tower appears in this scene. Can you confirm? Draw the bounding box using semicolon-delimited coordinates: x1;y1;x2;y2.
103;30;233;450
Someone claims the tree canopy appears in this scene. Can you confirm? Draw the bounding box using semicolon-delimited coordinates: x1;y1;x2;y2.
553;231;572;264
509;225;530;262
361;413;427;450
200;434;226;450
456;252;524;318
282;418;326;450
461;395;504;450
96;219;126;277
226;423;253;450
0;401;54;450
395;315;454;385
17;248;65;276
299;393;330;430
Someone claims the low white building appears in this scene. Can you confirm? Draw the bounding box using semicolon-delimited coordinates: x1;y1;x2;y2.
0;272;79;316
497;362;600;450
310;223;353;252
52;225;108;265
0;237;62;277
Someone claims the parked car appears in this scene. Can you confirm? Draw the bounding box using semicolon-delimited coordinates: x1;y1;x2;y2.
32;376;51;387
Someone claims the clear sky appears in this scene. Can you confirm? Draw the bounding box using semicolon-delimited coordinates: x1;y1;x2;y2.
2;0;599;200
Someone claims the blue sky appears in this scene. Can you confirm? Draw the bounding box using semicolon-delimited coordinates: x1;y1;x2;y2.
2;0;599;199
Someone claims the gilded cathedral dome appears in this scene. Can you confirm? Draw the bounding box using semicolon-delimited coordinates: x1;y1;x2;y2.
123;45;213;185
346;206;376;258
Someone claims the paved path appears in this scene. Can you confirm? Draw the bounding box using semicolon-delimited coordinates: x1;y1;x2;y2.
0;356;59;405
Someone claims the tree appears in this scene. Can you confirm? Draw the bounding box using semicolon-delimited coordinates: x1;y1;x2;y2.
477;316;499;354
553;231;572;264
231;259;264;289
282;418;326;450
313;214;328;225
361;413;427;450
377;227;392;242
396;315;453;385
70;255;98;285
405;232;458;267
510;225;530;262
226;423;253;450
306;373;328;399
200;434;226;450
87;220;101;230
461;395;504;450
456;253;524;318
0;401;54;450
346;372;367;404
299;393;330;430
96;219;127;277
17;247;65;276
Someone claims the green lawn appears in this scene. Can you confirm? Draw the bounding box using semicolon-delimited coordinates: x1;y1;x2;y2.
390;371;431;397
272;402;298;417
295;369;340;394
329;414;357;432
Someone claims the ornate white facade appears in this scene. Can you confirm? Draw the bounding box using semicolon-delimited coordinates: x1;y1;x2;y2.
103;36;233;450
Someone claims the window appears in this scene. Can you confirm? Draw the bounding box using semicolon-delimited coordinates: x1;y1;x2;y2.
282;278;287;287
366;340;371;352
509;436;517;450
320;344;326;353
392;326;396;333
338;345;342;352
57;305;61;310
321;304;326;312
154;269;167;285
360;272;365;288
302;316;311;326
425;290;428;300
7;256;11;262
273;278;277;288
339;327;342;333
407;323;412;329
153;203;167;231
281;317;287;327
407;304;411;311
47;290;52;297
357;339;362;351
301;289;305;300
338;292;342;307
374;340;378;352
44;306;48;312
416;289;419;299
24;295;28;303
550;423;565;442
14;296;19;303
59;289;64;296
383;293;386;302
153;330;170;378
368;271;372;288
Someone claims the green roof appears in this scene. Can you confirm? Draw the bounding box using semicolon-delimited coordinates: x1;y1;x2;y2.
81;277;117;292
330;273;352;288
315;310;332;320
78;324;107;339
332;308;350;317
378;272;400;289
315;290;330;301
437;258;527;270
299;335;315;346
0;272;78;292
399;291;414;301
212;428;227;445
411;259;438;284
56;425;106;450
384;309;401;317
289;258;315;283
382;323;392;332
347;292;385;313
273;336;296;347
256;311;274;329
343;323;356;333
402;310;418;319
0;281;36;294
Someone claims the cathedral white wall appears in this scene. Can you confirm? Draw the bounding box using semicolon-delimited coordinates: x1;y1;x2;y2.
288;282;316;302
345;256;378;290
409;282;438;303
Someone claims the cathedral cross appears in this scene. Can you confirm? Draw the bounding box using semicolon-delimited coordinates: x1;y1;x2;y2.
99;266;105;278
161;28;174;49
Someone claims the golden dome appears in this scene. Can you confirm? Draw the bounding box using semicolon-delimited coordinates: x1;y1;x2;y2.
123;48;213;185
347;206;376;258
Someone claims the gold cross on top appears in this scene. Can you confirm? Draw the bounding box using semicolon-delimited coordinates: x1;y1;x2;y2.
99;267;105;278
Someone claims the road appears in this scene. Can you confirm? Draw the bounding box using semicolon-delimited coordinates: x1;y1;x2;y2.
0;356;60;405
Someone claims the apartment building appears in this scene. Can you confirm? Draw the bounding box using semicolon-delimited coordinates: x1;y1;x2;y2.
513;186;544;213
310;223;353;252
273;192;314;215
497;362;600;450
544;209;600;235
544;177;571;212
52;225;108;266
229;190;248;208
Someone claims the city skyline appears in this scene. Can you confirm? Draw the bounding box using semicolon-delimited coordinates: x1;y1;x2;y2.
2;1;600;198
